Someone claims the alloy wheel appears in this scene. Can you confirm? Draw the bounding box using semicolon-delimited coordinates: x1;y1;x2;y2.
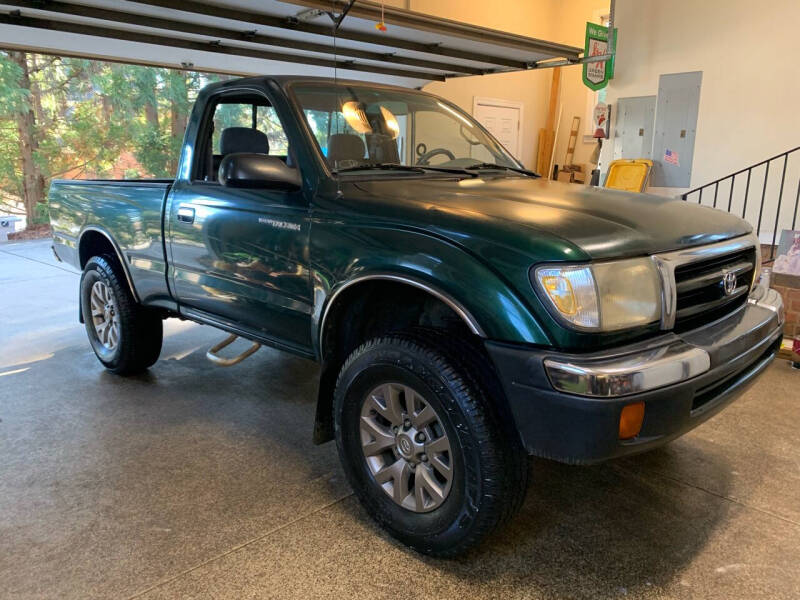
360;382;454;512
90;280;120;351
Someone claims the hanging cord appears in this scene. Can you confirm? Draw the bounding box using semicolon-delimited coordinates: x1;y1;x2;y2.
376;3;387;31
332;0;341;195
331;0;338;94
326;0;356;195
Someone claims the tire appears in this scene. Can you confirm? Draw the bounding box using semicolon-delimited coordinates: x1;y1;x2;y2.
333;333;528;557
80;255;163;375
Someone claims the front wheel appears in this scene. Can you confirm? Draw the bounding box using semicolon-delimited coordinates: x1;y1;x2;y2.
334;334;528;557
80;255;163;375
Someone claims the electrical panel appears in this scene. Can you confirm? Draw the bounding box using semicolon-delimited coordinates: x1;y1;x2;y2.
651;71;703;187
613;95;656;161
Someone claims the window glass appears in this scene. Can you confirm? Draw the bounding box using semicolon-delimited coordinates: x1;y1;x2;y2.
257;106;289;155
304;109;332;155
211;103;288;155
293;84;518;172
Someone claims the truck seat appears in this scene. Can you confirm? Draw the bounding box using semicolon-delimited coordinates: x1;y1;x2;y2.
220;127;270;156
366;133;399;163
327;134;365;167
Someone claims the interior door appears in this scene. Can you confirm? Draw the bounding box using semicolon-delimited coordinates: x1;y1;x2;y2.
473;99;522;161
166;92;313;353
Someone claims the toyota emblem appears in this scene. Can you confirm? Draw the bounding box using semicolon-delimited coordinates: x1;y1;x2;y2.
722;272;737;295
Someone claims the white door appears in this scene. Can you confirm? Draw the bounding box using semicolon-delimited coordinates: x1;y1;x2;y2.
472;98;523;161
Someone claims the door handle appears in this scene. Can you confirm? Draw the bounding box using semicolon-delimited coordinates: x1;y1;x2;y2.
177;206;195;223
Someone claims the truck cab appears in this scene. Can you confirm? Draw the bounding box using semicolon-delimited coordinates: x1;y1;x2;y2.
49;76;784;556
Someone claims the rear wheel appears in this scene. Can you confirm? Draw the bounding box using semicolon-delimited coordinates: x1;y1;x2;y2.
334;333;528;557
80;255;163;375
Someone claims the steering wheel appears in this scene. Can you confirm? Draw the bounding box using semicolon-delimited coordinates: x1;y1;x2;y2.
416;147;456;166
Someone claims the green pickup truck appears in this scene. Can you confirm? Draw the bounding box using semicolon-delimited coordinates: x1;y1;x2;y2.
50;76;784;556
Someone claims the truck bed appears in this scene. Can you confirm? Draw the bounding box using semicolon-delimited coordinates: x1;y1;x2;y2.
49;178;173;306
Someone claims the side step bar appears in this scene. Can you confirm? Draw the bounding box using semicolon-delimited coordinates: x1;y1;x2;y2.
206;334;261;367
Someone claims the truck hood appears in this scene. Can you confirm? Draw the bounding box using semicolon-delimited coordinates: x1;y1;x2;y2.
351;176;751;260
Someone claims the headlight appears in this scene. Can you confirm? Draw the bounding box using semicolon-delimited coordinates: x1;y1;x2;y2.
534;258;662;331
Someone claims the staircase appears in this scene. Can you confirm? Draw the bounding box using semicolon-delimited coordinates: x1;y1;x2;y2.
682;146;800;260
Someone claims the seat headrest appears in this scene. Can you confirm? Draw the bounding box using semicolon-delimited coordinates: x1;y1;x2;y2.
365;134;399;164
327;134;366;167
220;127;269;156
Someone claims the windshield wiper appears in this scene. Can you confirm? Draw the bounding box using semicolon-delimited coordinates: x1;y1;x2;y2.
334;163;477;177
415;165;479;176
334;163;428;174
463;162;540;177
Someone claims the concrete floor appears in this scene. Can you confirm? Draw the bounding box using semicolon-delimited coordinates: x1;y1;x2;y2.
1;239;799;600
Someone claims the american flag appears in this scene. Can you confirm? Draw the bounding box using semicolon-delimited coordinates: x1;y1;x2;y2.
664;149;679;166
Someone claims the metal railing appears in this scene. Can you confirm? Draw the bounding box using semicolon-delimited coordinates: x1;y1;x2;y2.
681;146;800;260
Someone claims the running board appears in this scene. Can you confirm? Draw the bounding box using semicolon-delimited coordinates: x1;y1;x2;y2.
206;334;261;367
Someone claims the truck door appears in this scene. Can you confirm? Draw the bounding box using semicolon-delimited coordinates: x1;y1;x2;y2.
166;89;313;354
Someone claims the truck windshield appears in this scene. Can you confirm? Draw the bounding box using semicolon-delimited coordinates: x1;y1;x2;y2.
291;83;522;174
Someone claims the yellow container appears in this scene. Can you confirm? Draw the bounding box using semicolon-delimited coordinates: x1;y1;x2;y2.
604;159;654;192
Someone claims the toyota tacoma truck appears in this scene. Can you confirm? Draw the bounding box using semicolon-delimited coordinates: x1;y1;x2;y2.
49;76;785;556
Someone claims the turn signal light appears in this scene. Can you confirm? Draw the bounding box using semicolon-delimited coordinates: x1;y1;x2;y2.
540;274;578;315
619;402;645;439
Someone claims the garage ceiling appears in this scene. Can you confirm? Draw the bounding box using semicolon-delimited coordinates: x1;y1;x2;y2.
0;0;583;88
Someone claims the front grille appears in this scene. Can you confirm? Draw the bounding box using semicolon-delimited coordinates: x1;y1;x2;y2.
673;247;756;331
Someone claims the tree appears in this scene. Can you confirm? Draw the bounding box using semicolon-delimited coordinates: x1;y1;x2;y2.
7;51;45;223
0;53;222;229
0;52;28;215
0;52;127;221
164;69;196;174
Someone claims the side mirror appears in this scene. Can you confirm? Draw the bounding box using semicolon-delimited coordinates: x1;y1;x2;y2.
218;153;301;189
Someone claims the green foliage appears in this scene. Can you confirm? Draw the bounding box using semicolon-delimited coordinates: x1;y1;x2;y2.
0;53;28;116
0;125;19;197
0;51;224;221
32;201;50;225
133;123;172;178
0;53;27;200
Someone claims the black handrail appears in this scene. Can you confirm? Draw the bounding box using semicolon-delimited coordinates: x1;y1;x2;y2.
682;146;800;260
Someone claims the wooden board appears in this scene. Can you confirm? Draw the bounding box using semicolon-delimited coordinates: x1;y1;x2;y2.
536;67;561;176
563;116;580;166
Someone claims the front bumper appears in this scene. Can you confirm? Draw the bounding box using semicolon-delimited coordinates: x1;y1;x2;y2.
486;286;784;464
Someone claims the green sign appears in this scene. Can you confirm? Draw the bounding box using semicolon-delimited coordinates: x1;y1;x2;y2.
583;22;616;91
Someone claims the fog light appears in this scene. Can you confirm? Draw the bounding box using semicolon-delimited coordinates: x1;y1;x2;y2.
619;402;645;439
